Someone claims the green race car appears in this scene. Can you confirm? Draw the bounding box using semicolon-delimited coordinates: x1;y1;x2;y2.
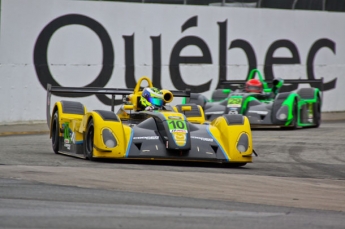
185;69;323;129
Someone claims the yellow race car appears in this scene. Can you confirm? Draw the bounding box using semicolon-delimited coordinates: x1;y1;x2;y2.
46;77;256;167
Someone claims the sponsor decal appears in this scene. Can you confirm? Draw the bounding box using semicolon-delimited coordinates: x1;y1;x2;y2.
308;103;314;122
167;120;188;133
71;132;76;144
174;132;186;141
133;136;159;140
64;143;71;150
172;132;187;146
191;136;214;142
248;111;268;115
228;110;238;114
170;129;188;133
205;111;224;115
227;97;242;108
63;122;72;145
167;119;188;146
168;116;182;120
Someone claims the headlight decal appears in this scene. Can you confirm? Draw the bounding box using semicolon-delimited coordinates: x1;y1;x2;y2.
237;133;249;153
102;128;117;148
276;105;289;121
206;126;229;161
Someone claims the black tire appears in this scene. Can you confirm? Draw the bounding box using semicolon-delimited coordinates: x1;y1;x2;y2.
312;96;321;128
281;100;298;130
51;111;60;154
84;119;95;160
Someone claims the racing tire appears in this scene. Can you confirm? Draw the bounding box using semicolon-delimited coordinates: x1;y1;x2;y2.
51;111;60;154
84;119;95;161
312;96;321;128
281;100;298;130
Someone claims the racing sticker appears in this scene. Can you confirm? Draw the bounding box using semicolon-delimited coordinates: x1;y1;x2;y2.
133;136;159;140
308;103;314;122
191;136;213;142
167;119;187;146
63;122;72;150
168;116;182;120
227;97;242;108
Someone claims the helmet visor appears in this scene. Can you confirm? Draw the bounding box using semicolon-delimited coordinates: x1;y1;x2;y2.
148;97;163;107
246;86;261;93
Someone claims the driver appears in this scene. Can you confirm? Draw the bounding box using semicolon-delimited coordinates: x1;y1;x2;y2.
140;87;164;111
245;79;263;93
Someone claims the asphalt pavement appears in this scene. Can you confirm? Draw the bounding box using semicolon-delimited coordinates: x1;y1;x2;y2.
0;112;344;136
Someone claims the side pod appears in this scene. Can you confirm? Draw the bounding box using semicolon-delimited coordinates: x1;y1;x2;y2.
80;110;132;159
50;101;86;139
209;114;253;163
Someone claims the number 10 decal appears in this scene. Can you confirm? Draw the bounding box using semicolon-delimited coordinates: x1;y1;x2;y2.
168;120;186;129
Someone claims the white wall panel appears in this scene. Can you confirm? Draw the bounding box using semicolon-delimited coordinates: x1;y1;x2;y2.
0;0;344;123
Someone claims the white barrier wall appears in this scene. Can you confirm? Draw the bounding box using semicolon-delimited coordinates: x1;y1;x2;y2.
0;0;344;124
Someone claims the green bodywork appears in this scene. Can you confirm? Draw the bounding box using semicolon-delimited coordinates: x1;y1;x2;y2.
63;122;72;143
185;68;321;128
281;93;298;126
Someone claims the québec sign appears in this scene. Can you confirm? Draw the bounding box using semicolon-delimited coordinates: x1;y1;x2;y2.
34;14;337;106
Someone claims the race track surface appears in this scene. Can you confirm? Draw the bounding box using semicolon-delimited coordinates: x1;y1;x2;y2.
0;121;344;229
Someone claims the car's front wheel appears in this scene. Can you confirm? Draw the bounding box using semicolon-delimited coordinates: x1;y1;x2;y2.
312;96;321;128
84;119;95;160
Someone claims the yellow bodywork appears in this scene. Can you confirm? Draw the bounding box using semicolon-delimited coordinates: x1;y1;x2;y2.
50;101;132;159
80;112;132;158
209;115;253;163
49;76;254;164
173;105;206;124
50;101;86;144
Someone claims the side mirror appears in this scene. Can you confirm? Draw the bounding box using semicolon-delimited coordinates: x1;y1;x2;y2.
272;78;284;96
272;78;284;87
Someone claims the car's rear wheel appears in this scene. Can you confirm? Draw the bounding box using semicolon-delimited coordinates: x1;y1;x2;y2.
84;119;95;160
312;96;321;128
51;111;60;154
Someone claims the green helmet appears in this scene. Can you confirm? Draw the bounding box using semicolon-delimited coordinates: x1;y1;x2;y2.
141;87;164;107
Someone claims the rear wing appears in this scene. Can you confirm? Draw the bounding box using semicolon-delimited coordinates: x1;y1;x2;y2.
46;84;191;128
218;78;324;93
